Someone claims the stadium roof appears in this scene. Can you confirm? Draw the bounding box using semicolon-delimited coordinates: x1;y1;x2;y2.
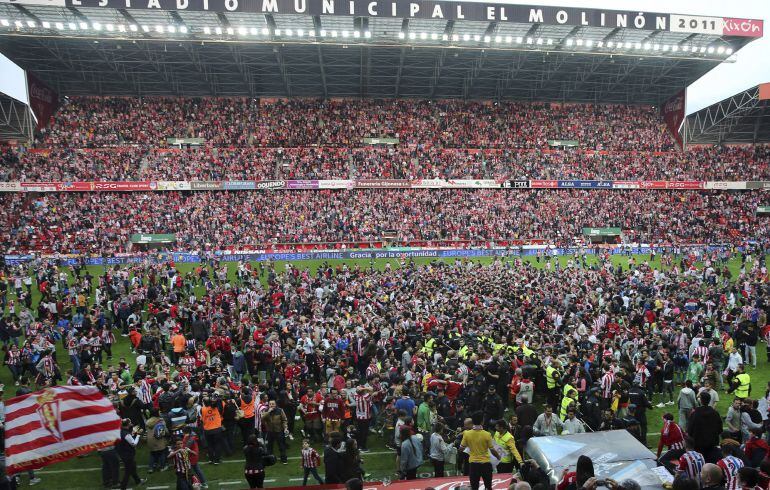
0;3;763;104
683;82;770;144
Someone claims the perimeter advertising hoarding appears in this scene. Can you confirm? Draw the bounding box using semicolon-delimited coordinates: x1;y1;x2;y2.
0;182;21;192
156;181;192;191
190;181;224;190
286;180;319;189
704;181;747;190
17;1;761;37
557;180;613;188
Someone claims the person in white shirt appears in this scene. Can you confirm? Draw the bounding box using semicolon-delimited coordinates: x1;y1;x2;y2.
562;409;585;435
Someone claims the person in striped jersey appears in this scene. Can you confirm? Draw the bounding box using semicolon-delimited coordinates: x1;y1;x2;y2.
657;413;686;471
717;441;744;490
677;437;706;486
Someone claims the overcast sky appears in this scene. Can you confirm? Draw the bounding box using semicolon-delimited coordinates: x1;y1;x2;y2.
462;0;770;114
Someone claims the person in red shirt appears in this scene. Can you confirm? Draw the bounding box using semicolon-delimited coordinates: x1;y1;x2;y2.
300;388;323;442
321;388;345;437
182;426;207;488
657;413;686;467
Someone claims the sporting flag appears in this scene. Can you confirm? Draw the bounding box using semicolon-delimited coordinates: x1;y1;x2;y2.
4;385;121;474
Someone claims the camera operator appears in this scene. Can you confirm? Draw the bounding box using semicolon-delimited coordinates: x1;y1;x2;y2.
201;394;225;465
261;399;289;464
116;418;146;490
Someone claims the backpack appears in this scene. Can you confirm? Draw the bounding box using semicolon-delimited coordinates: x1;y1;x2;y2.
153;420;168;440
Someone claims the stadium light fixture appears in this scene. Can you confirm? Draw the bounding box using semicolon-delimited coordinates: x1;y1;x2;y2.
141;25;150;32
0;19;7;27
214;26;222;35
353;30;360;38
14;20;22;28
262;27;269;35
515;36;523;44
408;31;416;39
462;33;469;41
716;46;725;54
653;44;660;51
422;32;429;40
575;39;583;46
483;35;490;43
92;22;102;30
433;33;440;41
308;30;315;37
662;44;669;51
237;26;246;35
504;35;512;43
180;25;188;34
536;37;543;45
273;28;280;35
154;25;163;33
624;41;632;49
56;22;64;30
606;41;613;48
494;35;501;43
585;39;593;48
565;38;574;46
118;24;126;32
671;45;679;52
726;47;733;55
42;21;50;28
320;29;328;37
129;24;138;32
451;34;459;41
364;31;371;38
27;20;36;28
167;25;176;33
398;31;405;39
634;42;641;49
596;40;603;47
526;36;533;44
341;30;348;37
707;46;715;54
643;42;651;50
105;23;114;31
69;22;78;30
473;34;481;41
286;28;293;36
203;26;211;34
297;28;304;36
442;33;448;41
681;45;689;52
226;27;234;35
330;30;337;37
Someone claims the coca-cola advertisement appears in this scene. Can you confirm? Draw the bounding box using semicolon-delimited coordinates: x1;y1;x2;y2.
26;72;59;131
661;89;685;150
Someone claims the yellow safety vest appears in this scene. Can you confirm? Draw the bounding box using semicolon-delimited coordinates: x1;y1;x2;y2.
735;373;751;398
546;366;557;389
560;396;575;420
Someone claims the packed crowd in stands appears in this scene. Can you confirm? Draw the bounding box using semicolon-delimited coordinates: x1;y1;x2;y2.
0;97;768;182
1;189;768;254
1;245;769;489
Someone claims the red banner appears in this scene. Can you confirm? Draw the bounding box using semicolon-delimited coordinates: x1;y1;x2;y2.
26;73;59;131
90;181;156;191
722;18;763;38
530;180;558;188
661;89;686;149
664;181;704;190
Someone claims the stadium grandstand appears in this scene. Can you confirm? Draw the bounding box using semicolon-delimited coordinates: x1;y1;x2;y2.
0;1;769;489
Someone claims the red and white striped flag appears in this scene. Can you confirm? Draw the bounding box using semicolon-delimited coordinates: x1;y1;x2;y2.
4;385;121;474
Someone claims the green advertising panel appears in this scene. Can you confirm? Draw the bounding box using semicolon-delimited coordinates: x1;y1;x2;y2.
130;234;177;244
582;227;622;236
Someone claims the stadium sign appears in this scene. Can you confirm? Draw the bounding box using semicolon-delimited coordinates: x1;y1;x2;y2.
130;233;176;243
18;0;761;37
582;227;621;236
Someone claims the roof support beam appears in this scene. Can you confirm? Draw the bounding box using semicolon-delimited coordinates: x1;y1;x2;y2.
394;47;406;97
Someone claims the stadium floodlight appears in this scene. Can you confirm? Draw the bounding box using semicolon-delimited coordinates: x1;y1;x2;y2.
0;19;8;27
441;33;448;41
320;29;327;37
536;37;543;45
237;26;246;35
653;44;660;51
27;20;36;28
142;25;150;32
69;22;78;30
473;34;481;41
462;33;470;41
526;36;533;44
662;44;669;51
607;41;613;48
364;31;371;38
14;20;22;28
398;31;405;39
180;25;187;34
203;26;211;34
597;40;603;47
643;42;651;50
167;25;176;33
118;24;126;32
308;30;315;37
408;32;416;40
707;46;714;54
634;42;641;49
56;22;64;30
286;28;293;36
494;35;501;43
79;21;88;29
483;35;490;43
341;30;348;38
421;32;429;40
716;46;724;54
297;28;304;37
515;36;523;44
565;38;574;46
330;30;337;37
226;27;234;35
353;30;360;38
505;36;512;43
585;39;593;48
94;22;104;30
575;39;583;46
154;25;163;33
214;26;222;35
42;21;50;28
106;23;114;31
432;33;440;40
452;34;459;41
681;45;689;52
129;24;138;32
624;41;632;49
671;45;678;52
273;28;280;35
700;46;706;53
726;48;733;55
262;27;269;35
